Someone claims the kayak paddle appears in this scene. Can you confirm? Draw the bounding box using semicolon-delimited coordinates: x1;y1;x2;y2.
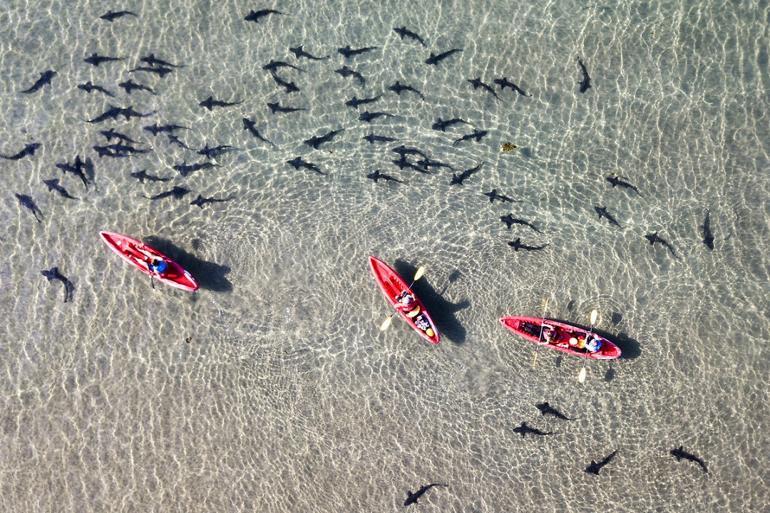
578;309;599;383
408;266;426;288
379;266;426;331
532;297;549;367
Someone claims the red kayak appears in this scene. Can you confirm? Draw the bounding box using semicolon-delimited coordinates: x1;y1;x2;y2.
100;231;199;292
369;256;440;344
500;316;621;360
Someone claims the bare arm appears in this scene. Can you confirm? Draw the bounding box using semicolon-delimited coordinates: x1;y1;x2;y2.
135;245;165;263
132;255;153;272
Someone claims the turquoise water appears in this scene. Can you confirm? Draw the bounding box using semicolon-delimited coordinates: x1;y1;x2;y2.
0;1;768;511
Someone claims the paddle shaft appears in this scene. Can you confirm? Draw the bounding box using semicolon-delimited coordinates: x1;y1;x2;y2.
578;310;599;382
537;298;550;341
532;298;549;367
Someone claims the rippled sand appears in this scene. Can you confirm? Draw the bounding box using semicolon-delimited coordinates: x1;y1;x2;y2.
0;1;768;512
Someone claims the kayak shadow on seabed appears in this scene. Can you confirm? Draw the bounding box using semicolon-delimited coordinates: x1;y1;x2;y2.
143;236;233;293
393;260;470;344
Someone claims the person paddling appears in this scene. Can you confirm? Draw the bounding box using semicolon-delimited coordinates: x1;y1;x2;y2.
585;334;603;353
134;245;168;277
541;324;557;344
395;290;421;318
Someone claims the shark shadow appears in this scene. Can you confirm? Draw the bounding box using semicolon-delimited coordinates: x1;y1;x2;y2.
143;236;232;292
393;260;469;344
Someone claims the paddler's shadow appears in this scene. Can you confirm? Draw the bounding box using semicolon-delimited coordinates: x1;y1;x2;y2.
144;236;233;293
394;260;469;344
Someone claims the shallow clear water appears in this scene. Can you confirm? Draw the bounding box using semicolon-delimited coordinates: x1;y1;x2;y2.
0;1;768;512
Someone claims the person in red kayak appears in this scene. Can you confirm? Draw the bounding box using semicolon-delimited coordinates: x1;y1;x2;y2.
134;245;168;277
541;324;557;344
585;334;603;353
395;290;421;318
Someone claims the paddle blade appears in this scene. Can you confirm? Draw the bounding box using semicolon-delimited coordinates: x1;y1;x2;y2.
413;266;426;282
578;367;587;383
379;315;394;331
590;309;599;325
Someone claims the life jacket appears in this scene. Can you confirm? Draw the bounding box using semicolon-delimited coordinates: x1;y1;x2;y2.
150;259;167;274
